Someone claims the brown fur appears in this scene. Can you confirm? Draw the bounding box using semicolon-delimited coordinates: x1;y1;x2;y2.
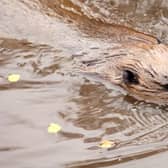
42;0;168;104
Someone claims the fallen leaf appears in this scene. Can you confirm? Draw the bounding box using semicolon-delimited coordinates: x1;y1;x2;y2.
48;123;62;134
8;74;20;82
99;140;115;149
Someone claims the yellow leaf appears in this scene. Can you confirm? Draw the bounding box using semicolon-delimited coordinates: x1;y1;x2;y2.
48;123;62;134
8;74;20;82
99;140;115;148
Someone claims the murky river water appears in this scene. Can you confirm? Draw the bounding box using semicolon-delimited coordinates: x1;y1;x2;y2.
1;0;168;167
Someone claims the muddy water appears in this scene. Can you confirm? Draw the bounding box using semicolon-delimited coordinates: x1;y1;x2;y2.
1;0;168;168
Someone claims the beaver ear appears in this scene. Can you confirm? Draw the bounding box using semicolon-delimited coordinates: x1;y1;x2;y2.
123;70;139;85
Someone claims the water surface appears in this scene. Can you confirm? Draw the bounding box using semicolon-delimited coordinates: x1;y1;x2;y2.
0;0;168;167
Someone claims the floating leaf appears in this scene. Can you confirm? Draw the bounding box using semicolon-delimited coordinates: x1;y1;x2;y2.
99;140;115;149
48;123;62;134
8;74;20;82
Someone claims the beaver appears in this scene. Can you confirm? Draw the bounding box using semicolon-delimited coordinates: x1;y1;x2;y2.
42;0;168;104
53;2;168;104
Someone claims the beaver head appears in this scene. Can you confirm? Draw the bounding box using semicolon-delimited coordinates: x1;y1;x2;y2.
83;43;168;104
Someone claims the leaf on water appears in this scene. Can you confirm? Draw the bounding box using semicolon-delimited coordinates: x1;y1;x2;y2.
99;140;115;149
48;123;62;134
8;74;20;82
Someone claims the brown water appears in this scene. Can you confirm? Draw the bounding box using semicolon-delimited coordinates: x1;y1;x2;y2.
1;0;168;167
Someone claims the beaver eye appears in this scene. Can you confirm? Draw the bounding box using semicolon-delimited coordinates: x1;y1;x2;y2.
123;70;139;85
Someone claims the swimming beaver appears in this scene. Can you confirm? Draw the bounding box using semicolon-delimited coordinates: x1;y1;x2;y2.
52;0;168;104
